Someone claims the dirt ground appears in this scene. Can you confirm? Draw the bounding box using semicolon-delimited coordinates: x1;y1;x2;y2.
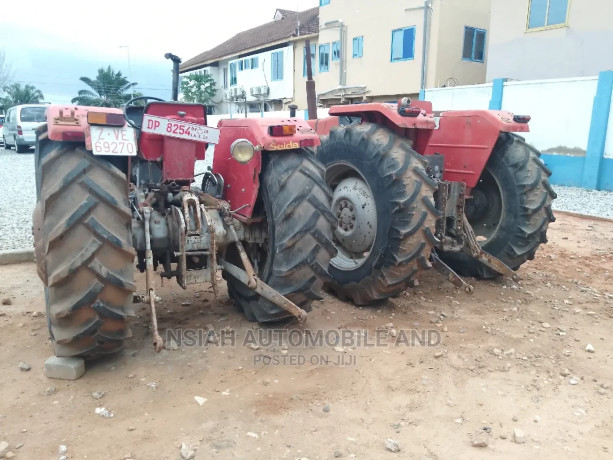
0;212;612;460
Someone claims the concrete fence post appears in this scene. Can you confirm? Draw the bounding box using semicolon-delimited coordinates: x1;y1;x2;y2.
488;78;506;110
581;70;613;190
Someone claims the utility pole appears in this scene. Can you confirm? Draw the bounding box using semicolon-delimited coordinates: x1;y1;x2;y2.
305;39;317;120
119;45;134;98
420;0;432;92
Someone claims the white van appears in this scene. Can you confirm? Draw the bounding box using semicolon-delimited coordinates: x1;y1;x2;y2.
2;104;49;153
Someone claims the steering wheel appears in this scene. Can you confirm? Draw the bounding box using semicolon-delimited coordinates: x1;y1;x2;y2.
123;96;165;129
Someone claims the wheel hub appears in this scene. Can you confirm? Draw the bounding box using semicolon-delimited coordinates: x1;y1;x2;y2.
465;189;489;222
331;177;377;254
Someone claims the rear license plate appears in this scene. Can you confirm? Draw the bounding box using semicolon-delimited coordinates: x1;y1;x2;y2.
90;125;137;156
142;114;220;144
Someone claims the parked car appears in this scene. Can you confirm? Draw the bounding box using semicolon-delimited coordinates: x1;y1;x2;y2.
2;104;49;153
0;116;4;147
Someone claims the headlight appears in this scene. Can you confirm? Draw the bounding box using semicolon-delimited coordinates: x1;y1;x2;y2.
230;139;255;164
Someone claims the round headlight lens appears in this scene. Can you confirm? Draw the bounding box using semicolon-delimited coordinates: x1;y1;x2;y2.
230;139;255;164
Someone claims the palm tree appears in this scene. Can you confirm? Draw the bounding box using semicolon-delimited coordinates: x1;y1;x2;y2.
0;83;44;108
71;66;137;108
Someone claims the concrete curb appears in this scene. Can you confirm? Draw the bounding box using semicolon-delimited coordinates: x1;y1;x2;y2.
554;209;613;223
0;249;35;266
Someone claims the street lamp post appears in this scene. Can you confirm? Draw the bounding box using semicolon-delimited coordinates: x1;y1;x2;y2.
119;45;134;98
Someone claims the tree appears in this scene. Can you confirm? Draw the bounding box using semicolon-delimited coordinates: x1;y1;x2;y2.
0;83;44;108
71;66;137;108
180;71;217;105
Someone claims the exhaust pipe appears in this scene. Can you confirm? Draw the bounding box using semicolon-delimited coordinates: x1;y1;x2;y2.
164;53;182;102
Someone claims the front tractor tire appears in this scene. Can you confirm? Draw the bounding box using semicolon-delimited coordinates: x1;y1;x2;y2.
315;123;439;305
33;127;135;358
224;151;337;322
441;133;556;278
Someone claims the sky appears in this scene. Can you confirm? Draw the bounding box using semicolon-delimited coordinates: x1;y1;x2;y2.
0;0;318;104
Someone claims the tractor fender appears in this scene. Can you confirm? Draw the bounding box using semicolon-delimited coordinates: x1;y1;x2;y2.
44;105;123;150
422;110;531;189
213;117;320;218
324;102;437;133
308;116;339;136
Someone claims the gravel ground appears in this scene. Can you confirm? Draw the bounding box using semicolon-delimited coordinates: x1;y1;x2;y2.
1;146;611;250
0;147;36;250
551;185;613;219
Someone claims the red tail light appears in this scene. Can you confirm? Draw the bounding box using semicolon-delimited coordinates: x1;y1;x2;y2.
17;125;23;135
300;138;316;148
61;131;85;141
269;125;297;136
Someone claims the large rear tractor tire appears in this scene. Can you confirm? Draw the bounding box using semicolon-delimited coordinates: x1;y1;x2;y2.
33;126;135;358
315;122;439;305
440;133;556;278
224;151;336;322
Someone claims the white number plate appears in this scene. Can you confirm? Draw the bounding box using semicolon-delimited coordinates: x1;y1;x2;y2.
141;114;220;144
90;125;137;156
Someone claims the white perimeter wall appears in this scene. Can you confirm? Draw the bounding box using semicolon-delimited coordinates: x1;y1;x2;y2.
501;78;597;156
425;83;492;111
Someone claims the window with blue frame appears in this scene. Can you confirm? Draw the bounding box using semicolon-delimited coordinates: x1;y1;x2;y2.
320;0;330;5
462;27;486;62
244;59;251;70
352;36;363;58
251;57;258;69
303;44;316;77
528;0;568;29
391;26;415;61
229;62;237;86
319;44;330;72
332;41;340;61
271;51;283;81
238;60;243;71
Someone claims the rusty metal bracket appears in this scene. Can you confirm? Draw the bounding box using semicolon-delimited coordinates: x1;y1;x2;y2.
430;251;474;293
219;259;307;323
182;192;203;235
143;206;164;352
227;224;257;289
462;215;520;281
201;204;219;300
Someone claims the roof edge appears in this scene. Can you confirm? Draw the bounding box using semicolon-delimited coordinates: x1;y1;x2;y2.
180;33;319;73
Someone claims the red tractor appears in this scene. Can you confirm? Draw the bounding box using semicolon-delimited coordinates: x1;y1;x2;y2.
307;99;556;305
32;98;335;357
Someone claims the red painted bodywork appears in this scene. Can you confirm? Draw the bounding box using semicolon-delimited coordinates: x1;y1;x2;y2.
44;105;321;219
310;102;531;190
46;105;122;149
422;110;529;187
213;117;320;218
45;103;209;184
138;102;208;183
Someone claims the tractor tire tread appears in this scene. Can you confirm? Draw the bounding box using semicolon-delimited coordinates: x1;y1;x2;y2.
33;126;135;358
225;151;335;322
